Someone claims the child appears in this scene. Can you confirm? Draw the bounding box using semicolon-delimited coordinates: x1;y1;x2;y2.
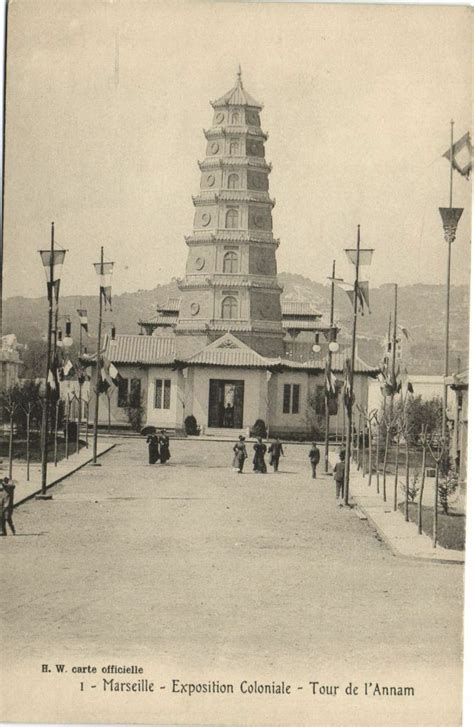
333;450;345;506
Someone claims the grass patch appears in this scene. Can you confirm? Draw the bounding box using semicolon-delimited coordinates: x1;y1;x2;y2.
0;434;87;463
400;502;465;551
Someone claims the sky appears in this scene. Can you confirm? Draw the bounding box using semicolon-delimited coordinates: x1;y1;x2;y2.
3;0;472;299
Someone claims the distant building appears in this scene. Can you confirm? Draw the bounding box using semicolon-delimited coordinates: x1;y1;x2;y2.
368;374;456;412
0;334;22;391
87;71;378;436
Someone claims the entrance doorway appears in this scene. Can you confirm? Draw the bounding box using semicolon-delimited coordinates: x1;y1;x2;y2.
208;379;244;428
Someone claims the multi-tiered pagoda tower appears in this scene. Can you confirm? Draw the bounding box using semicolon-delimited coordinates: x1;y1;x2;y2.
175;69;284;358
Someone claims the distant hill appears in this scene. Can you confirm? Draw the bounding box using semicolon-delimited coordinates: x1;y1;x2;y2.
3;273;470;375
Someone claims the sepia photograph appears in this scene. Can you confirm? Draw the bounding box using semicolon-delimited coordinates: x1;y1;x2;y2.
0;1;472;725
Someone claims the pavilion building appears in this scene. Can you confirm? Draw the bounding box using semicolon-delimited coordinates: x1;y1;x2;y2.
91;71;378;436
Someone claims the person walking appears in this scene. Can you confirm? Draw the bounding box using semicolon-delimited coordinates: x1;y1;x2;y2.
333;449;346;506
232;435;248;474
268;438;284;472
158;429;171;464
146;433;160;464
1;476;16;536
253;437;267;473
308;442;321;479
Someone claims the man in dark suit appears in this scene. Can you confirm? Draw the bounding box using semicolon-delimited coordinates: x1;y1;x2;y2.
308;443;321;479
268;438;284;472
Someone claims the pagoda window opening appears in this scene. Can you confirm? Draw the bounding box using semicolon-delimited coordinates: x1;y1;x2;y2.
231;111;239;124
222;295;238;319
223;251;238;274
229;140;239;156
225;208;239;229
228;173;239;189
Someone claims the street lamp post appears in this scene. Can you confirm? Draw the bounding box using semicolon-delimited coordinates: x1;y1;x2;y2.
38;222;66;497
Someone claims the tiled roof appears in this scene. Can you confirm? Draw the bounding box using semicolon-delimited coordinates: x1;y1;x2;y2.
303;352;380;374
88;333;378;375
211;72;262;109
159;297;181;312
138;315;178;327
281;301;321;317
282;319;323;330
105;335;176;365
184;348;281;368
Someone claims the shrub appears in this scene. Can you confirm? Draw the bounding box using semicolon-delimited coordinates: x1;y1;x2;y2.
438;468;459;515
402;471;420;503
184;414;199;436
251;418;267;438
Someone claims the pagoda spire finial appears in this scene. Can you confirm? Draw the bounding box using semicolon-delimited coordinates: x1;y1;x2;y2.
237;64;242;84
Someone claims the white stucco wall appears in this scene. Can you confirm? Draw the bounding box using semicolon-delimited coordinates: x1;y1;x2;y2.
145;366;182;428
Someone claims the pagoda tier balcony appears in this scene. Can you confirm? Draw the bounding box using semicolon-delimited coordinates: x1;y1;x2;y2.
198;157;272;172
203;126;269;141
185;232;280;247
192;190;276;207
186;230;279;244
177;320;283;334
177;275;283;292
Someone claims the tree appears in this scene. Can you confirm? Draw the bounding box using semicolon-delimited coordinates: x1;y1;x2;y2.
20;339;48;379
395;395;442;444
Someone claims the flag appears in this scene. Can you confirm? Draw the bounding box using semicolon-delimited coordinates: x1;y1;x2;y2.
359;281;371;314
399;325;409;340
325;360;337;397
343;358;354;410
77;309;88;333
47;354;61;398
100;356;121;390
344;249;374;267
39;249;66;303
443;131;472;179
63;359;74;377
337;281;367;315
94;261;114;311
109;361;121;384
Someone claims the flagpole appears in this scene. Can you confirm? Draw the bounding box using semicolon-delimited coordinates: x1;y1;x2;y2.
324;259;336;473
92;246;104;465
442;121;455;443
344;225;360;506
39;222;55;497
390;283;398;417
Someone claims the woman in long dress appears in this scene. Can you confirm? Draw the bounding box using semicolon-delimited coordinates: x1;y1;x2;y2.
232;435;248;474
146;434;159;464
159;429;171;463
253;437;267;473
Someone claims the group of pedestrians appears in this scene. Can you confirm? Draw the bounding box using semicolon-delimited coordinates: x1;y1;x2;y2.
231;436;346;502
146;429;171;465
232;436;285;474
232;436;323;478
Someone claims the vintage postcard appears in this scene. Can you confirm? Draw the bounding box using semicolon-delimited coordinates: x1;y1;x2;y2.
0;1;472;726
